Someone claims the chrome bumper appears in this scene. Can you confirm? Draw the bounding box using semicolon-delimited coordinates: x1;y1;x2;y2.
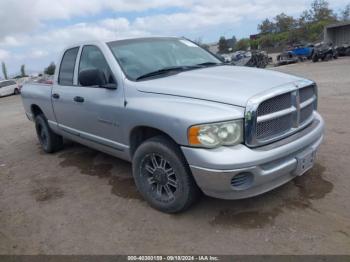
181;112;324;199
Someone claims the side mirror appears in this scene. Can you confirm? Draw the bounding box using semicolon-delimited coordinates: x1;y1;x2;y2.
79;68;106;87
79;69;116;89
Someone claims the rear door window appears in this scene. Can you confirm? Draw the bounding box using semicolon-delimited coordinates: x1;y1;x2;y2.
58;47;79;85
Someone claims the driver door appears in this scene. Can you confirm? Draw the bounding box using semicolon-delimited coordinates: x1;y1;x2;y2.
52;45;125;150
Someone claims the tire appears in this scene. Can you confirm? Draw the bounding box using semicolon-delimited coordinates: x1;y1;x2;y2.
324;53;332;61
14;88;20;95
312;55;318;62
132;136;200;213
35;114;63;153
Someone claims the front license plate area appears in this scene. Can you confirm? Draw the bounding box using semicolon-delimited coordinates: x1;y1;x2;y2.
295;149;316;176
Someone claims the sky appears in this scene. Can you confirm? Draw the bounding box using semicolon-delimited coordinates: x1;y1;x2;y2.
0;0;348;76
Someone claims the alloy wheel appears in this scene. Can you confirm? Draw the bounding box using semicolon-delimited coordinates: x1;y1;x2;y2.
140;153;178;202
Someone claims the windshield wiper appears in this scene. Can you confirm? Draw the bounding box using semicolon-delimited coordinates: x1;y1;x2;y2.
136;66;195;81
196;62;223;67
135;63;223;81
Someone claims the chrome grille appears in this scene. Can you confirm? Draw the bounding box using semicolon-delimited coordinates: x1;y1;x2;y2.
245;83;317;147
257;93;292;116
300;103;314;123
256;114;293;140
300;85;314;103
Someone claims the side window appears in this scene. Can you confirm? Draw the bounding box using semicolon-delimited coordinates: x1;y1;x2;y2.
79;45;115;85
3;81;12;87
58;47;79;85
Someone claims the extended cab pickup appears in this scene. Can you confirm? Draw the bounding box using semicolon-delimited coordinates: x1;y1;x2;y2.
21;37;324;213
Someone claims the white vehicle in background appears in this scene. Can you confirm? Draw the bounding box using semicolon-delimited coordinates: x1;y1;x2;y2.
0;80;20;97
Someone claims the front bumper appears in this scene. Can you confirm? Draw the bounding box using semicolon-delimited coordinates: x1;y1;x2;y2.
181;112;324;199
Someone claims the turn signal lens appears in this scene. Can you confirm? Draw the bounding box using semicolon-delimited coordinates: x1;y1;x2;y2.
188;126;201;145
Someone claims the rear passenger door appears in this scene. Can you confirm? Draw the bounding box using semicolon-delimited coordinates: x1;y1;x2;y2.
52;47;81;135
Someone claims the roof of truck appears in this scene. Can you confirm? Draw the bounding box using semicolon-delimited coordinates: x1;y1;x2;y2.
67;36;179;48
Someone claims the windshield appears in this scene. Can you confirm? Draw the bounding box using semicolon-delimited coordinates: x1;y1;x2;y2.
107;38;221;80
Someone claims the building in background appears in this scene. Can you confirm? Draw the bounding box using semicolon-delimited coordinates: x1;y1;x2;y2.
324;22;350;46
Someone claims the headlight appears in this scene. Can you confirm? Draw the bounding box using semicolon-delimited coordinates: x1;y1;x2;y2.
188;120;243;148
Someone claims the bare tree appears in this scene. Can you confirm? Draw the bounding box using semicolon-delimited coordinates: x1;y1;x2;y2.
258;18;276;34
274;13;296;33
2;62;8;80
341;4;350;21
310;0;336;22
20;64;26;77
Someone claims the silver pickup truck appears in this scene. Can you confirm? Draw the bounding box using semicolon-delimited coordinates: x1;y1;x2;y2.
21;37;324;213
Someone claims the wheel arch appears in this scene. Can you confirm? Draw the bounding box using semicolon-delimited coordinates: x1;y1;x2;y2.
129;126;179;158
31;104;44;118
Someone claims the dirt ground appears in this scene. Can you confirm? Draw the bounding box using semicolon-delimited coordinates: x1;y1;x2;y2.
0;58;349;255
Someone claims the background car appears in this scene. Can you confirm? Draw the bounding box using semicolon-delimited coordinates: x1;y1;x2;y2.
0;80;20;97
276;51;299;66
336;43;350;56
290;44;314;60
312;42;338;62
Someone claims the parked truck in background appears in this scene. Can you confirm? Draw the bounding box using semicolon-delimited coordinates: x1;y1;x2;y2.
21;37;324;213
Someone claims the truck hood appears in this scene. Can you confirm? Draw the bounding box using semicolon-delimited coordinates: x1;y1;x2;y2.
133;65;305;107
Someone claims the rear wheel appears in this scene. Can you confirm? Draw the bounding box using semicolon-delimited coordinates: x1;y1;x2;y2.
35;114;63;153
14;88;20;95
312;55;318;62
132;136;200;213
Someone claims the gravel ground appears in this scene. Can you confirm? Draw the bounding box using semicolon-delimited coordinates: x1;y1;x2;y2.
0;57;349;255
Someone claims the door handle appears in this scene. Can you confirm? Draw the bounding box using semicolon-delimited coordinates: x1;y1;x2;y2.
52;93;60;99
73;96;85;103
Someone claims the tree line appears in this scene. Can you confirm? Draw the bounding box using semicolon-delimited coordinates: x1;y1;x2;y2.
218;0;350;53
1;61;56;80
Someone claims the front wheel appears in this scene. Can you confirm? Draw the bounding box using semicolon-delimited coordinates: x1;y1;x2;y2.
35;114;63;153
14;88;20;95
132;136;200;213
